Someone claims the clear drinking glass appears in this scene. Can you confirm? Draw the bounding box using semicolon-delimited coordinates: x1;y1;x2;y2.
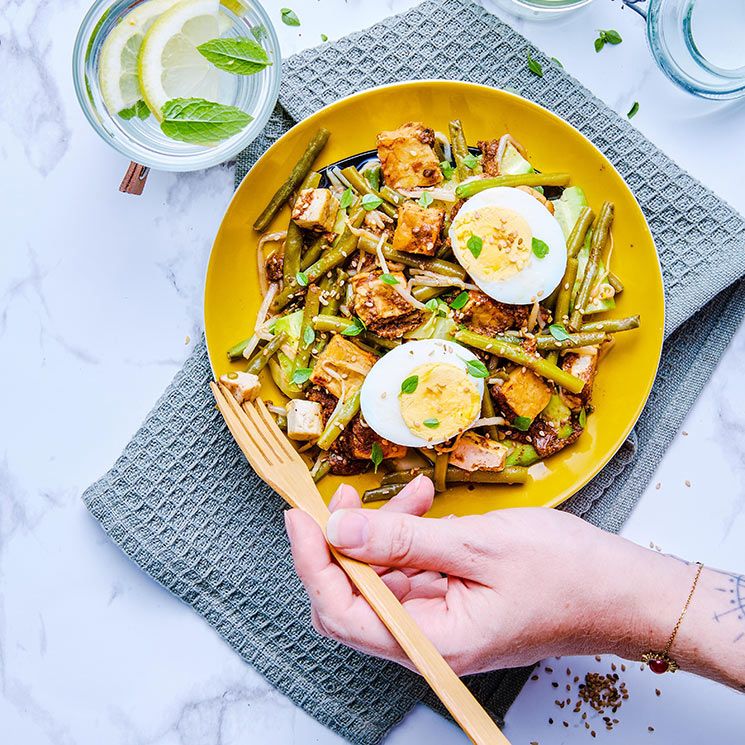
625;0;745;99
72;0;282;171
490;0;594;19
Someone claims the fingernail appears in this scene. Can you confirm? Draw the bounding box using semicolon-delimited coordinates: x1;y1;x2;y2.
326;509;368;548
283;510;297;541
328;485;345;512
410;473;427;496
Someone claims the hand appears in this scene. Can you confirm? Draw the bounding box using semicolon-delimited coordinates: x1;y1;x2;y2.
284;475;656;674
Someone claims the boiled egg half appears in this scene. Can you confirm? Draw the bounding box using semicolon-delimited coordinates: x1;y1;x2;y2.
449;186;567;305
359;339;485;447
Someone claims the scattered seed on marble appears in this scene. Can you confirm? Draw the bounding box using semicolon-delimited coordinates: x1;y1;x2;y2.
685;479;691;487
655;689;661;697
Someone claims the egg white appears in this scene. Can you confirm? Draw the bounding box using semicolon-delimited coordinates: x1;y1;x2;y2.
449;186;567;305
359;339;485;448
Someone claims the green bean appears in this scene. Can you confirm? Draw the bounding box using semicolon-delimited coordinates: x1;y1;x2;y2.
455;173;571;199
380;185;404;206
311;315;400;350
480;387;500;441
320;269;345;317
300;171;322;190
253;128;331;231
535;330;607;351
411;285;447;302
581;315;640;334
377;465;530;489
283;221;303;287
566;206;595;259
449;119;475;181
569;201;614;331
295;286;321;374
317;389;361;450
454;328;585;394
311;456;330;483
341;166;397;219
357;233;466;280
300;234;327;271
547;257;579;364
608;272;624;294
434;451;449;493
504;441;541;467
245;332;287;375
227;337;253;361
362;483;406;503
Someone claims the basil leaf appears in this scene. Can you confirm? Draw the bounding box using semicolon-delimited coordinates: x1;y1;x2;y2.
423;418;440;429
467;234;483;258
527;51;543;77
380;273;399;285
250;25;267;41
594;36;605;53
549;323;571;342
339;187;354;209
280;7;300;26
578;407;587;428
341;317;364;336
465;359;489;378
440;161;455;180
160;98;252;145
418;191;434;208
551;56;563;68
361;193;383;211
627;101;639;119
370;441;383;472
320;33;328;42
118;100;150;120
512;416;532;432
303;325;315;345
197;37;271;75
425;298;439;312
292;367;313;385
295;271;309;287
603;29;623;44
532;237;549;258
462;153;479;169
450;290;469;310
401;375;419;394
364;167;381;192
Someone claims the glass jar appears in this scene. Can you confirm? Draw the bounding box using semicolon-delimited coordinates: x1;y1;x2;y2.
490;0;594;19
72;0;282;171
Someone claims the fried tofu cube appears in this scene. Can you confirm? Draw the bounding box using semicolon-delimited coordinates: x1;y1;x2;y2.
286;399;324;441
391;201;444;256
497;368;552;420
291;188;339;232
350;271;425;339
220;371;261;404
452;290;534;336
377;122;443;190
449;432;508;472
309;334;377;401
560;349;598;410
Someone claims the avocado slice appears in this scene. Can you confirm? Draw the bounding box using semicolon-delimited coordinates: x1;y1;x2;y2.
268;310;304;397
553;185;588;239
500;142;534;175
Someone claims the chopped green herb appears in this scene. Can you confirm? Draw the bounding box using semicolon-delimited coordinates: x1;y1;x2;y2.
594;36;605;53
250;25;267;41
440;161;455;180
418;191;434;208
292;367;313;385
462;153;479;169
341;317;365;336
425;298;439;313
450;290;470;310
423;418;440;429
303;325;315;345
118;100;150;120
551;56;563;68
320;33;328;42
295;271;309;287
467;234;483;258
548;323;571;342
527;50;543;77
512;415;532;432
595;29;623;53
578;407;587;428
361;193;383;211
370;441;383;471
627;101;639;119
381;273;399;285
532;237;550;258
339;187;354;209
280;7;300;26
197;37;271;75
364;167;381;192
465;359;489;378
401;375;419;394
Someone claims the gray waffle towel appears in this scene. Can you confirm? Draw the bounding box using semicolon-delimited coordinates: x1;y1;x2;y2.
83;1;745;742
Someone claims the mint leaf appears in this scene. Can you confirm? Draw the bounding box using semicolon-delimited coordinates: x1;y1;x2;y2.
462;153;479;169
549;323;571;342
339;187;354;209
532;237;549;258
401;375;419;394
440;161;455;180
627;101;639;119
292;367;313;385
303;325;315;345
295;271;309;287
512;416;532;432
341;317;365;336
370;441;383;472
527;50;543;77
160;98;252;145
465;359;489;378
467;234;483;258
380;273;399;285
423;418;440;429
361;193;383;211
118;100;150;120
594;36;605;53
320;33;328;42
280;7;300;26
197;37;271;75
250;25;267;41
425;298;439;313
602;29;623;45
551;56;563;68
450;290;469;310
418;191;434;208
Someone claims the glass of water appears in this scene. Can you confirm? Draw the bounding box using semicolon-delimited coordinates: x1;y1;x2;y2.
489;0;595;20
626;0;745;99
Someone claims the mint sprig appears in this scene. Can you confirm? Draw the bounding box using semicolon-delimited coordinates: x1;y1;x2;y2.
197;37;271;75
119;100;150;121
160;98;252;145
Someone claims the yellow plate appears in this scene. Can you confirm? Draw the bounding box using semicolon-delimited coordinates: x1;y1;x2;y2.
205;81;664;517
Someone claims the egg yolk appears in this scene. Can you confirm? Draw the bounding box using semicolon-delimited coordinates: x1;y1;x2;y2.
452;206;532;281
398;362;481;442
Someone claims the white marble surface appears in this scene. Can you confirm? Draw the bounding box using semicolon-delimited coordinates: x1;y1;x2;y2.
1;0;744;743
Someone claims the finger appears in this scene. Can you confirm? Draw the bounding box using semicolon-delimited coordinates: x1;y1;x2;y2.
379;474;434;517
403;576;449;601
325;509;496;580
328;483;361;512
380;568;412;599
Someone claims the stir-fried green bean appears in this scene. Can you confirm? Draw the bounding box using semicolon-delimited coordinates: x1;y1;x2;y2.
283;221;303;287
227;337;253;361
434;451;449;493
300;171;322;190
449;119;476;181
581;315;640;334
311;456;330;483
341;166;397;219
245;332;287;375
362;483;406;503
455;172;571;199
311;315;400;350
566;206;595;259
535;330;607;351
253;128;331;231
547;257;580;364
454;328;585;393
569;201;614;331
608;272;624;294
374;465;530;493
380;185;403;206
301;234;327;271
480;387;500;441
295;286;321;375
317;389;361;450
411;285;447;302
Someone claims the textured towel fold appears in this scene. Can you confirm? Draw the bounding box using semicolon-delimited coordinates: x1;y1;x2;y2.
83;1;745;743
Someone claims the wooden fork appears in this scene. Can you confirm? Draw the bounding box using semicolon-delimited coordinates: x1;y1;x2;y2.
210;382;510;745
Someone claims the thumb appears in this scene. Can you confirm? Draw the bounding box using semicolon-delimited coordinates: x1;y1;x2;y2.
325;508;494;580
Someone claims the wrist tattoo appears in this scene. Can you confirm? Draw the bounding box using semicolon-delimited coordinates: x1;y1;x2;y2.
711;569;745;644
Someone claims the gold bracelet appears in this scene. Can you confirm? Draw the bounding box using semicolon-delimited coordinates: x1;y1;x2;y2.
642;561;704;674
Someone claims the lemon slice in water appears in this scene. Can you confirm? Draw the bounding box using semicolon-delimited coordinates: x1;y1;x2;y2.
138;0;230;121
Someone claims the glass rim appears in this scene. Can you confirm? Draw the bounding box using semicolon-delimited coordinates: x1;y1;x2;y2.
71;0;282;172
500;0;594;11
